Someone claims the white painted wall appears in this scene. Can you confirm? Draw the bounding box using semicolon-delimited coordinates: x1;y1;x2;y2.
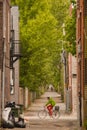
10;6;19;104
72;56;78;116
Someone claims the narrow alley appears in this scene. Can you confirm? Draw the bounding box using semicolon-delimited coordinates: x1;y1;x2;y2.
0;0;87;130
12;90;81;130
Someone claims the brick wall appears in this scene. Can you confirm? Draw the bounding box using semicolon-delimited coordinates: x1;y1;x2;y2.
4;0;10;103
76;0;84;125
0;1;3;120
0;0;10;121
0;2;3;69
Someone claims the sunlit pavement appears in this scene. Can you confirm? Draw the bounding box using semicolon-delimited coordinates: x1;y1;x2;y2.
20;91;81;130
24;91;78;120
7;91;81;130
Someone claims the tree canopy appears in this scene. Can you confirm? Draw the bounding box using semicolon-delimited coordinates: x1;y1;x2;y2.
11;0;75;91
64;1;76;55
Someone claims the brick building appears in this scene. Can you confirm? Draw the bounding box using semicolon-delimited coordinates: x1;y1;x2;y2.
0;0;11;120
0;0;21;122
68;54;78;116
10;6;20;104
76;0;87;126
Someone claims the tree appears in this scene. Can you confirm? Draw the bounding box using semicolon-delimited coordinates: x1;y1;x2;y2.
11;0;70;91
64;1;76;55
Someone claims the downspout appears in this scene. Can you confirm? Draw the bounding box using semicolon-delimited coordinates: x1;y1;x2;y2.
2;0;6;111
2;39;5;111
79;9;82;127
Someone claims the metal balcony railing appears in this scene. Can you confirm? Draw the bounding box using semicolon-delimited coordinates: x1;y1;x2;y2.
10;40;21;57
10;40;22;69
10;29;22;68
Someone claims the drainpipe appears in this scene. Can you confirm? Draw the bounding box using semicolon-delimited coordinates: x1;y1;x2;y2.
64;52;69;112
77;41;82;126
61;50;69;112
79;51;82;127
79;11;82;127
2;0;6;111
2;38;6;111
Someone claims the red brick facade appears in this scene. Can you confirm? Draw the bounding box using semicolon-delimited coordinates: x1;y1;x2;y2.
76;0;87;125
5;0;10;102
0;2;3;69
0;0;10;120
0;0;3;121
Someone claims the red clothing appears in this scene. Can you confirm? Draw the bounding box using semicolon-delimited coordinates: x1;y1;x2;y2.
47;104;53;115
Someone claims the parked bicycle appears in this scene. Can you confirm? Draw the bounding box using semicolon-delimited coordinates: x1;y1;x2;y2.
38;105;60;119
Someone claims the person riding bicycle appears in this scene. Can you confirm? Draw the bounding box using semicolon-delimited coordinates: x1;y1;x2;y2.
45;97;56;116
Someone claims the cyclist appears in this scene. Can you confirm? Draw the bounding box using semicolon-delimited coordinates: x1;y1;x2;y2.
45;97;56;116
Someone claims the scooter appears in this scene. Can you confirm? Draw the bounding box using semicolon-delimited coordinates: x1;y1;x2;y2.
2;102;26;128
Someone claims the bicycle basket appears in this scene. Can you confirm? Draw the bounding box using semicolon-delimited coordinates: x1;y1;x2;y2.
55;106;59;111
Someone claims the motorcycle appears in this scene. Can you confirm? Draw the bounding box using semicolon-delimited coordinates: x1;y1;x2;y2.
2;102;26;128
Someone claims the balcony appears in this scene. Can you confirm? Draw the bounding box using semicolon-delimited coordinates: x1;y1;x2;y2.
10;30;22;68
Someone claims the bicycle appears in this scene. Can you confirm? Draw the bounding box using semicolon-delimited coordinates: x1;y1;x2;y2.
38;105;60;119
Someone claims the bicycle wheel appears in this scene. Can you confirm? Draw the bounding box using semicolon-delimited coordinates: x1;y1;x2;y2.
38;110;47;119
52;110;60;119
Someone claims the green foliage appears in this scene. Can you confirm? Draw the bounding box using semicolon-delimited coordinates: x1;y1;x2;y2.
50;0;69;27
11;0;71;91
64;1;76;55
84;120;87;130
